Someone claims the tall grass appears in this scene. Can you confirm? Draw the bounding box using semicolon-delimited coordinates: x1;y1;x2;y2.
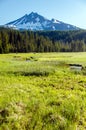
0;52;86;130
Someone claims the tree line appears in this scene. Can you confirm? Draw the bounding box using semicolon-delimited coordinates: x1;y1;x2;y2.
0;27;86;53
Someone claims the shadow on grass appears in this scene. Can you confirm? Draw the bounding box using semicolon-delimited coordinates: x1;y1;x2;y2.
0;69;55;76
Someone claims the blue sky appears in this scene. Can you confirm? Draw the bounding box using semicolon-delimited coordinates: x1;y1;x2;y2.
0;0;86;29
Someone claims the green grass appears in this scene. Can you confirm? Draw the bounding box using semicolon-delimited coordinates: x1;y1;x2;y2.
0;52;86;130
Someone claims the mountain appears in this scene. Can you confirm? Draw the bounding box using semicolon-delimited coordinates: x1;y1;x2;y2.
5;12;79;31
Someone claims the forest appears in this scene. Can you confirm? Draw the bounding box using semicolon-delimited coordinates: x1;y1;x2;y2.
0;27;86;53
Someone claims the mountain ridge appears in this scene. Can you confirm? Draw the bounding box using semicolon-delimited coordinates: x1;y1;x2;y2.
5;12;80;31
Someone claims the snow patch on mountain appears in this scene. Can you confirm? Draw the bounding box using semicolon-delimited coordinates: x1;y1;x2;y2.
17;21;43;30
52;19;61;24
35;17;40;22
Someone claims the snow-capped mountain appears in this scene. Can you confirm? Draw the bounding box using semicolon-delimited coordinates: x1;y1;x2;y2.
5;12;79;31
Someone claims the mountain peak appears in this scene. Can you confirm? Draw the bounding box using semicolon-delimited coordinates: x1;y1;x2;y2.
29;12;38;17
30;12;38;15
5;12;79;31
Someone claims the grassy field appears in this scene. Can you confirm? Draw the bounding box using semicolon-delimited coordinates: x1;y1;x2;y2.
0;52;86;130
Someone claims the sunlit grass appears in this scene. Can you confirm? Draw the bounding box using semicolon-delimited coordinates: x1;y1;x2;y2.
0;52;86;130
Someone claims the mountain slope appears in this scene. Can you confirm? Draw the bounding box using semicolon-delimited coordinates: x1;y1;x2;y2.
5;12;79;31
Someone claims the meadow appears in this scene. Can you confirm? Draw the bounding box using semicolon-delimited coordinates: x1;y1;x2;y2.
0;52;86;130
